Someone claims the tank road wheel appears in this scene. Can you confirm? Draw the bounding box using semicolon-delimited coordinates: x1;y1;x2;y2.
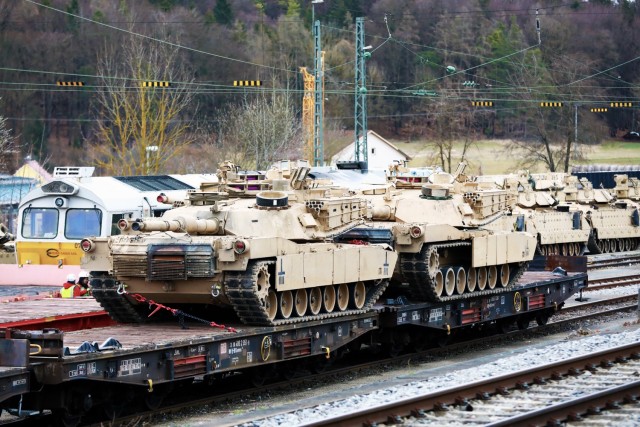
426;246;439;280
265;290;278;321
336;284;349;312
322;286;336;313
454;267;466;295
350;281;366;309
499;264;510;288
308;287;322;315
477;267;487;291
567;243;575;256
294;289;308;317
278;291;294;319
442;267;455;296
487;265;498;290
467;267;477;293
561;243;568;255
434;270;444;297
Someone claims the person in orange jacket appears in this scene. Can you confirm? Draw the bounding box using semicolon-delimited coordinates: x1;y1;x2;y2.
60;273;88;298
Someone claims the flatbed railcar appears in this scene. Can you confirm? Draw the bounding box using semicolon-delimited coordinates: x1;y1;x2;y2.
0;270;586;424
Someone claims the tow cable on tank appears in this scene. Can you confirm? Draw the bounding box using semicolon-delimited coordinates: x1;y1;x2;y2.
116;284;237;332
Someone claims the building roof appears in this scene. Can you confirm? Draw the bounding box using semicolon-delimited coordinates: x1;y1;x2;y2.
331;130;412;164
14;160;53;185
0;175;38;205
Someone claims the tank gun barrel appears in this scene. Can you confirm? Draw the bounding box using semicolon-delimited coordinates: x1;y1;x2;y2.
131;217;220;234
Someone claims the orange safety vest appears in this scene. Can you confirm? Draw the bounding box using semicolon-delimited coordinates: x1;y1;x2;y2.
60;284;77;298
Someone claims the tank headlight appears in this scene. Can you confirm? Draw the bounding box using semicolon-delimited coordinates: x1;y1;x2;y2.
80;238;94;253
409;225;424;238
233;239;248;254
117;219;130;231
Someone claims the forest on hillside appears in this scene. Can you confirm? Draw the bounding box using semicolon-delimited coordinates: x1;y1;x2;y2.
0;0;639;174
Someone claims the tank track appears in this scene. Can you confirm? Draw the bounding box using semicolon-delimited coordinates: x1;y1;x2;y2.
92;281;148;324
225;259;389;326
399;241;529;303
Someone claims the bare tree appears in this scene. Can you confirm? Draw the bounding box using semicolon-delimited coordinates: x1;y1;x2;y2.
427;99;477;173
218;92;302;170
89;31;196;176
0;108;16;173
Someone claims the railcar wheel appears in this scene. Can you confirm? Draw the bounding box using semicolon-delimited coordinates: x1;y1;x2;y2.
499;264;510;288
466;267;477;293
443;267;455;296
54;410;81;427
294;289;308;317
350;281;366;309
278;291;293;319
434;270;444;297
322;285;336;313
477;267;487;291
487;265;498;290
536;313;550;326
454;267;466;295
517;317;530;330
336;284;349;311
308;287;322;315
265;290;278;320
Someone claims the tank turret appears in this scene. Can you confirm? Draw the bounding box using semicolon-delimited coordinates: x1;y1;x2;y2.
83;162;398;326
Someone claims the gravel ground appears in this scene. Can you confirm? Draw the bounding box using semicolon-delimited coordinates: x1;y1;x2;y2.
147;306;640;427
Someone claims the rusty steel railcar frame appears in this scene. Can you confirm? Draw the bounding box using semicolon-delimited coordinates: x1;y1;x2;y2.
0;271;587;416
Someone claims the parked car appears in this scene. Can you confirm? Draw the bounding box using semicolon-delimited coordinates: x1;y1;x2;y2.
623;131;640;141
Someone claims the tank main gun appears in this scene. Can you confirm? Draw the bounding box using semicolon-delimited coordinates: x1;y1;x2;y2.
129;217;221;234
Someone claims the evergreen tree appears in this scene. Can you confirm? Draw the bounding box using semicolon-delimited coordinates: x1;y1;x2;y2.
214;0;234;26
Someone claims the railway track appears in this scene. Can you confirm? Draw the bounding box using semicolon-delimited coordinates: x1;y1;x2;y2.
297;342;640;426
32;293;634;427
587;252;640;269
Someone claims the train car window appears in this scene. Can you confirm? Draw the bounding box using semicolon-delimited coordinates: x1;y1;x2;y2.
65;209;102;239
111;213;126;235
21;208;59;239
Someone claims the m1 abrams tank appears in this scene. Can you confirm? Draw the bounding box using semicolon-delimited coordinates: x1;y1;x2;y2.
478;171;640;255
352;163;536;302
82;161;398;326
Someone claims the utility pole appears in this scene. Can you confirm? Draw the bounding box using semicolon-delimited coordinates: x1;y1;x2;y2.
354;17;369;170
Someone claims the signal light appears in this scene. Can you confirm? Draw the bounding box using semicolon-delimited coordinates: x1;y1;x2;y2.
610;102;633;108
540;102;563;107
57;81;85;86
471;101;493;107
234;80;262;87
80;238;94;253
142;81;170;87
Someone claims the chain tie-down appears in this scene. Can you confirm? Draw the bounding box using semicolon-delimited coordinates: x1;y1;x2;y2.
126;292;237;333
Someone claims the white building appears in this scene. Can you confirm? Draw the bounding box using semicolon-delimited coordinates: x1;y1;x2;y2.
330;130;411;170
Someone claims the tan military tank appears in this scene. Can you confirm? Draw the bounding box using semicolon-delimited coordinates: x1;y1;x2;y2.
82;161;398;326
355;163;537;302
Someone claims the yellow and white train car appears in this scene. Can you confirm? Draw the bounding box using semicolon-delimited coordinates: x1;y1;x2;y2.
11;167;217;280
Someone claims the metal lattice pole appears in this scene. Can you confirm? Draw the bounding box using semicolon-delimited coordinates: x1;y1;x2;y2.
354;17;368;169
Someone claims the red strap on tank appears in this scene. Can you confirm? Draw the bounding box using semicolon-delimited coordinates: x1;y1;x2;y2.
127;292;237;333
